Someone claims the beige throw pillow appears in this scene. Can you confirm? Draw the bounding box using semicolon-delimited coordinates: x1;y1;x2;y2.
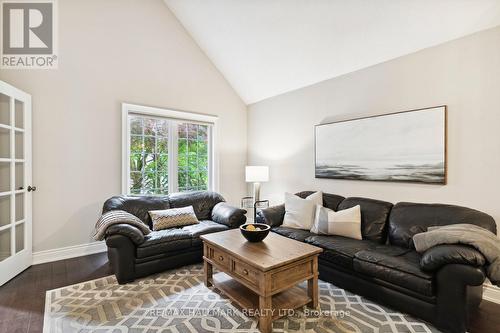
149;206;199;231
310;204;362;240
282;191;323;230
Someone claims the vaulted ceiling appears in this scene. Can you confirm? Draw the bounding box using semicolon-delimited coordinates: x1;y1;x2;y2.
164;0;500;104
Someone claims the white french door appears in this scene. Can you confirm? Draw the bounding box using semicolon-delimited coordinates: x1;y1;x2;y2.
0;80;32;286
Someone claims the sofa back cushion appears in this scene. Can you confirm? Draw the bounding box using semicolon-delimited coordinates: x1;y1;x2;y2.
295;191;345;211
168;191;225;220
102;195;170;229
337;197;393;244
388;202;497;248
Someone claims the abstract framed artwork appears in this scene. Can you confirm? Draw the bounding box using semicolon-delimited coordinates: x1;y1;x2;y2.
315;106;447;184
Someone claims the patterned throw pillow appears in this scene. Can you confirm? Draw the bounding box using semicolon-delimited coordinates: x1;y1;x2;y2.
310;204;362;240
149;206;199;231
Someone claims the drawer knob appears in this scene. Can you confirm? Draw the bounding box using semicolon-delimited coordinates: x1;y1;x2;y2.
242;269;248;275
219;256;224;261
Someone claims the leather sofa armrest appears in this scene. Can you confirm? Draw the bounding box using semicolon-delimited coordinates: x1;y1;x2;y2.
105;233;136;249
435;264;486;332
211;202;247;228
420;244;486;272
105;223;145;245
437;264;486;287
105;234;136;284
255;204;285;227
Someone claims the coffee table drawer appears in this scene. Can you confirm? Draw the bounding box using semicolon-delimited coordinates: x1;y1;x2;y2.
207;246;230;269
231;259;259;287
271;259;313;292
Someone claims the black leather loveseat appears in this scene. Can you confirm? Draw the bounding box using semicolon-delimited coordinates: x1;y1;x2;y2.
256;191;497;333
102;191;246;284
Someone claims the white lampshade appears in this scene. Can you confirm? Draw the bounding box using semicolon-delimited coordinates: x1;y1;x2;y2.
245;166;269;182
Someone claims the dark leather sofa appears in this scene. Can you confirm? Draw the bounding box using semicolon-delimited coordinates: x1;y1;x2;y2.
102;191;246;284
256;191;497;333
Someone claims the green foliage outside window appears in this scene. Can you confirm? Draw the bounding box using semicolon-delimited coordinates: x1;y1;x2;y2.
129;116;209;195
177;123;209;192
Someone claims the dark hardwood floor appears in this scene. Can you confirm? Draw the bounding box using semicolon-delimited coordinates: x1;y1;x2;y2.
0;252;499;333
0;252;112;333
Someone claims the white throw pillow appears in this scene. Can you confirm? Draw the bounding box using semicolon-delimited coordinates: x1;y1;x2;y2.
310;204;362;240
282;191;323;230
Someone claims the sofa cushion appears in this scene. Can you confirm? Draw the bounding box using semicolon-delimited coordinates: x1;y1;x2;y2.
138;220;229;258
296;191;345;211
102;195;170;229
256;204;285;227
137;229;193;258
187;220;229;246
272;226;316;242
168;191;225;220
304;235;382;269
388;202;497;248
353;249;434;297
337;197;393;244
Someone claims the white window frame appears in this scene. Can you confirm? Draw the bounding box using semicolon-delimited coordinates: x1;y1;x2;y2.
122;103;219;195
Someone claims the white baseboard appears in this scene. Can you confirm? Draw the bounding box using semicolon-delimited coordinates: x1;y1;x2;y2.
483;284;500;304
32;241;107;265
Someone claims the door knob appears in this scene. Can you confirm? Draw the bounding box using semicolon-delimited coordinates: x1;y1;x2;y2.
27;186;37;192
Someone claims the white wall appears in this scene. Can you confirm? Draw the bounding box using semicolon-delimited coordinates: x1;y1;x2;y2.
248;25;500;229
0;0;247;252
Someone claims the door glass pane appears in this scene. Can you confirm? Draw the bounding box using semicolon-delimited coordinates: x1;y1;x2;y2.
0;228;11;262
15;162;23;190
0;163;10;192
0;93;9;126
15;223;24;253
15;193;24;222
15;131;23;159
14;100;23;129
0;128;9;158
0;196;10;227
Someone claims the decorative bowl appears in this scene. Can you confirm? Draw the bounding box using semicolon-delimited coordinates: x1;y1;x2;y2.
239;223;271;242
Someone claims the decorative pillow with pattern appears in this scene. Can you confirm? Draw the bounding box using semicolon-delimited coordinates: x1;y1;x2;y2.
310;204;362;240
149;206;199;231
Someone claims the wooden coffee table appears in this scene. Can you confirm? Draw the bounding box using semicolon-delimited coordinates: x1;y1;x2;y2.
201;229;322;333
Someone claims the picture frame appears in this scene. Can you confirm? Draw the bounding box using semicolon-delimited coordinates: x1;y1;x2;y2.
314;106;447;184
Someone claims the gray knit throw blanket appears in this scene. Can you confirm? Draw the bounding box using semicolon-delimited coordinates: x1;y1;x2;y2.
93;210;151;241
413;223;500;286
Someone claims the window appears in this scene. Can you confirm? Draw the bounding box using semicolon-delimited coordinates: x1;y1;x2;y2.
177;123;210;192
129;116;169;194
122;104;217;195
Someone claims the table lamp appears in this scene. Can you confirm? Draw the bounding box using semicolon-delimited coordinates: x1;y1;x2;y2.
245;166;269;202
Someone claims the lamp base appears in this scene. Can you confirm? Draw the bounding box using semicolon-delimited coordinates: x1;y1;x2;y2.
253;182;261;203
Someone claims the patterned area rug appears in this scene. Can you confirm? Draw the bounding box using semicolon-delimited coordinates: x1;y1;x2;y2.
43;264;440;332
